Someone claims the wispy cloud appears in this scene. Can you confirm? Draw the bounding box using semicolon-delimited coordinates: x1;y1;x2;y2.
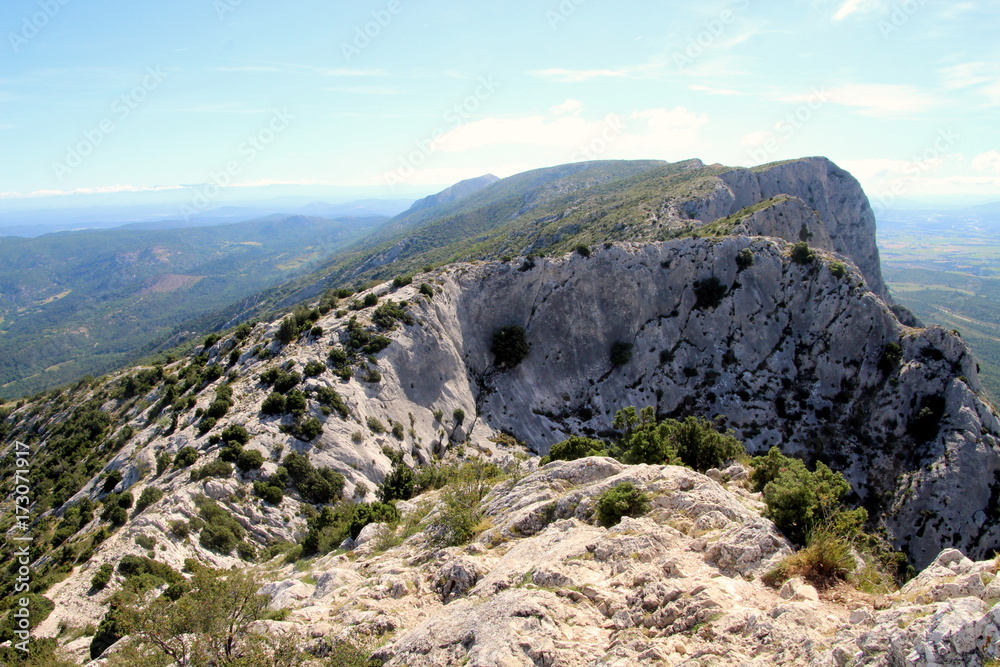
0;184;184;200
213;62;388;77
781;83;937;117
528;65;654;83
322;86;403;96
832;0;866;21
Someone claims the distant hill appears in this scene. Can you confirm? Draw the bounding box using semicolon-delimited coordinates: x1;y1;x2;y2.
0;215;386;398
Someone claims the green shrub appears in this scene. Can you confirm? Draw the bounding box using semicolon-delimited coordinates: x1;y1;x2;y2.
205;398;231;419
174;446;199;468
135;487;164;512
260;392;286;415
431;459;505;546
491;325;530;368
196;497;246;555
736;248;754;269
765;531;855;590
285;388;307;414
453;408;466;425
879;341;903;374
156;452;172;475
276;317;299;345
790;241;816;265
548;436;607;462
419;283;434;298
220;423;250;446
197;416;217;435
595;482;650;527
378;460;414;503
329;346;349;365
295;417;324;442
363;293;379;308
235;449;265;472
829;261;848;278
751;449;851;546
190;458;233;481
693;276;728;310
282;453;345;504
315;385;349;419
373;300;414;330
367;416;387;434
303;360;326;377
610;341;633;366
575;244;591;257
253;481;284;505
91;563;113;590
393;274;413;288
102;469;123;493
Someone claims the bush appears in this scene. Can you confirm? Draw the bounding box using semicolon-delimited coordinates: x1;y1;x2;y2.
378;460;414;502
491;325;530;368
453;408;466;425
197;416;217;435
276;317;299;345
261;392;287;415
296;417;324;442
736;248;754;269
879;341;903;374
315;385;350;418
669;416;744;472
614;408;745;469
303;360;326;377
548;436;607;462
609;341;633;367
329;347;349;365
102;469;123;493
419;283;434;298
373;300;414;330
285;388;307;414
135;487;164;512
174;447;199;468
595;482;650;527
220;423;250;446
253;481;284;505
367;416;387;434
196;497;246;554
393;274;413;288
282;453;345;504
765;531;855;590
575;244;591;257
790;241;816;265
205;398;231;419
751;449;850;546
236;449;265;472
693;276;728;310
190;458;234;481
829;261;848;278
91;563;113;590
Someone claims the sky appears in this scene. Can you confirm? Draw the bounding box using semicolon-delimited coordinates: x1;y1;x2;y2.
0;0;998;216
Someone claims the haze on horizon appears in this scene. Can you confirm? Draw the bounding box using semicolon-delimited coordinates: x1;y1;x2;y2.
1;0;998;217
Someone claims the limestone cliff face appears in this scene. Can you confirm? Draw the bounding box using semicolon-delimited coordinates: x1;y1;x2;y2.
386;240;996;568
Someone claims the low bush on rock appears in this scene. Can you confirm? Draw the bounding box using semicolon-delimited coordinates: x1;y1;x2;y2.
595;482;650;527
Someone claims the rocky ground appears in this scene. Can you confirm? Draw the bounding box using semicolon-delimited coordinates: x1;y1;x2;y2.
72;457;1000;666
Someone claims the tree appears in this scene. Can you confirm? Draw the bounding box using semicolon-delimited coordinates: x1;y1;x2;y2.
491;326;530;368
107;569;312;667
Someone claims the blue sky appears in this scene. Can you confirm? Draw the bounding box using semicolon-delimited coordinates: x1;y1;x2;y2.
0;0;998;213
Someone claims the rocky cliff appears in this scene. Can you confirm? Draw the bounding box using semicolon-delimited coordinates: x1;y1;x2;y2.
3;156;1000;664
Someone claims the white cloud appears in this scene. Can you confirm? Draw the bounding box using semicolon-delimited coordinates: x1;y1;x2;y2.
551;99;583;115
832;0;881;20
689;83;744;96
972;151;1000;174
0;184;184;200
528;66;647;83
938;62;992;90
782;83;937;117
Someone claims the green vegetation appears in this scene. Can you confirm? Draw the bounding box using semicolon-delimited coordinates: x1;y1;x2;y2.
134;487;164;513
0;215;386;399
612;407;744;471
545;436;607;463
595;482;650;527
609;341;633;367
491;325;530;368
790;241;816;265
693;276;728;310
196;497;250;557
93;567;358;666
282;452;345;504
